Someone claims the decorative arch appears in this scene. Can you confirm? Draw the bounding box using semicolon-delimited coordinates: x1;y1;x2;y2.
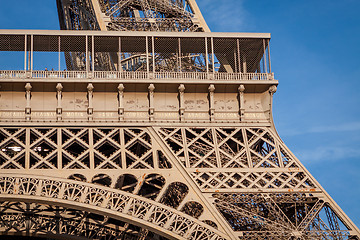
91;173;112;186
0;174;226;240
115;174;138;193
0;201;176;240
161;182;189;208
181;201;204;219
138;173;166;200
68;173;87;182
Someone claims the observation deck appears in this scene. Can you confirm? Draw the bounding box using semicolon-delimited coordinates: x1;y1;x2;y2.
0;30;274;83
0;30;277;124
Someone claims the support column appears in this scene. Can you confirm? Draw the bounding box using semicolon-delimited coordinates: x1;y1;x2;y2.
178;38;182;72
25;83;32;121
118;37;122;73
178;84;185;122
58;36;61;72
263;39;268;74
91;35;95;78
148;84;155;121
238;84;245;121
30;35;33;73
267;39;272;73
242;52;247;73
208;84;215;122
24;35;27;72
146;37;150;76
205;37;209;74
237;39;241;73
87;83;94;121
56;83;63;121
86;35;89;74
118;84;125;121
211;37;215;74
152;36;155;77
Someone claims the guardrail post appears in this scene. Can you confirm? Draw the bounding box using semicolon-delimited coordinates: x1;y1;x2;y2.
24;34;27;71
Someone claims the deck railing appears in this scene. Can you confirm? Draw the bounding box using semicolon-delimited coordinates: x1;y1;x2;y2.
0;70;274;81
0;70;26;78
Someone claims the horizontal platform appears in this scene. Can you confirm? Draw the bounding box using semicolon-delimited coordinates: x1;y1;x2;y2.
0;29;271;39
0;122;272;127
0;70;277;84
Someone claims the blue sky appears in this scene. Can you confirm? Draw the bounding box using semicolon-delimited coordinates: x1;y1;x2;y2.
0;0;359;227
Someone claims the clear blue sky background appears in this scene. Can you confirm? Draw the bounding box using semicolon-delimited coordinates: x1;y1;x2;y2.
0;0;359;227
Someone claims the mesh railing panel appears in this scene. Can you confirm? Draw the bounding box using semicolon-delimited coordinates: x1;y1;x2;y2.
61;35;87;71
120;36;147;72
0;33;272;80
0;35;25;71
93;36;119;71
213;38;270;74
238;38;264;73
180;37;206;73
153;37;180;72
213;38;237;73
33;35;59;71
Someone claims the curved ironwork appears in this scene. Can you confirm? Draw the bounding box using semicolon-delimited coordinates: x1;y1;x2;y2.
0;201;144;240
0;174;227;240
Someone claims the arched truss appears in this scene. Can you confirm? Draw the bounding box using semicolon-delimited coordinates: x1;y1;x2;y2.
0;201;158;240
0;174;226;240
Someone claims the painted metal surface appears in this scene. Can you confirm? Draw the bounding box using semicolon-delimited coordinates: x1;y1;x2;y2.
0;0;359;239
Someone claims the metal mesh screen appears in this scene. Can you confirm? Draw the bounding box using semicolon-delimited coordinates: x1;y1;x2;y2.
60;35;87;71
153;37;180;72
238;38;265;73
180;37;206;72
206;37;214;73
213;38;237;73
93;36;118;71
0;35;25;71
212;38;270;74
120;36;147;72
33;35;59;71
0;32;272;79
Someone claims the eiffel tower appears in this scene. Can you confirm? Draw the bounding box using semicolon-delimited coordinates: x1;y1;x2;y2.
0;0;359;239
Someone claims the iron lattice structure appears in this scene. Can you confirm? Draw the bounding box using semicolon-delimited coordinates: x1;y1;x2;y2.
56;0;210;72
0;0;359;240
